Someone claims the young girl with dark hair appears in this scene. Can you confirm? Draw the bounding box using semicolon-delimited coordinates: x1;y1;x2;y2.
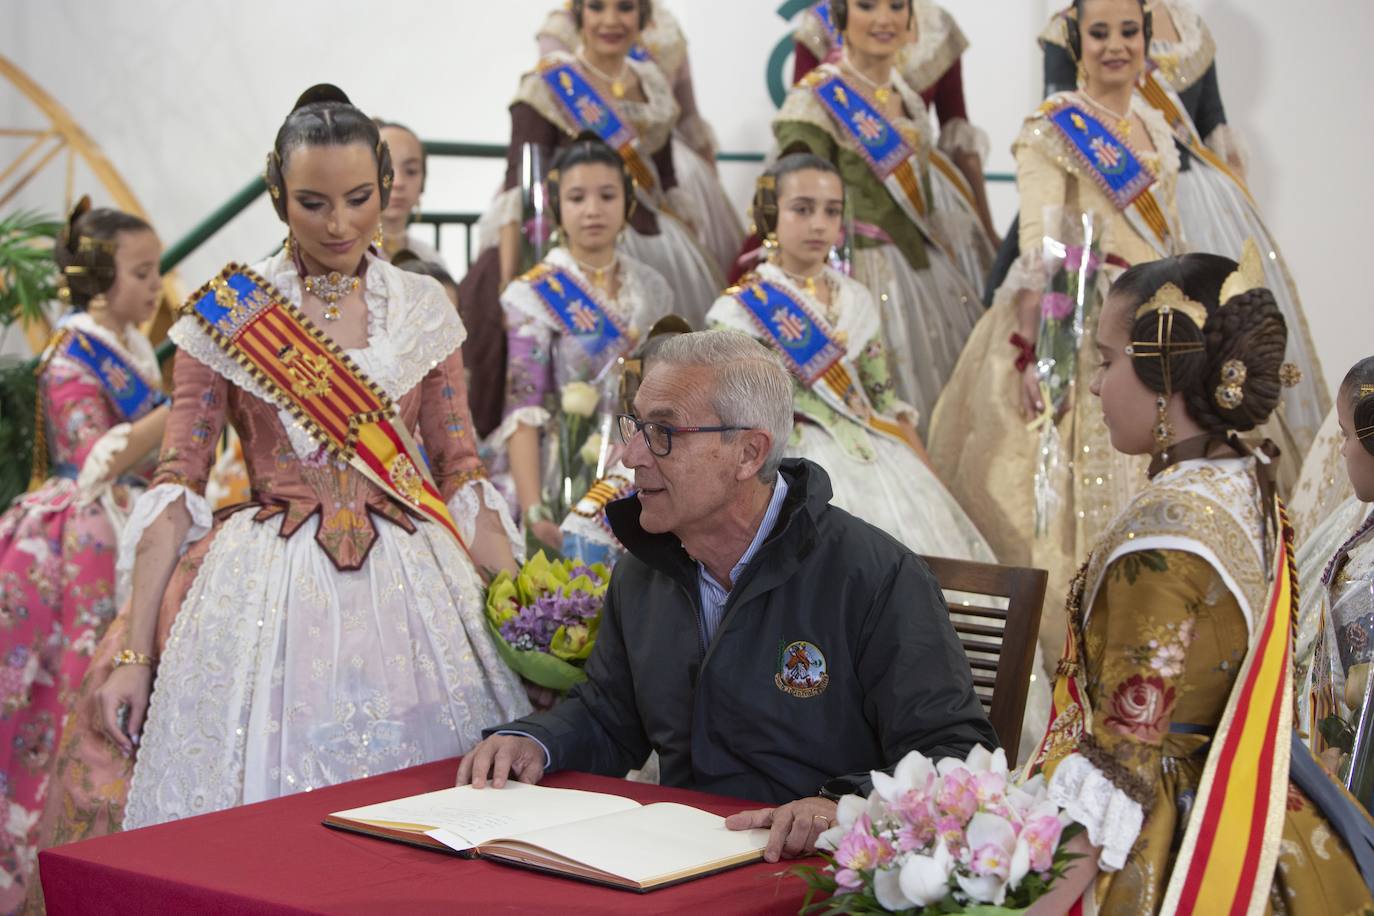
32;85;529;860
493;136;673;552
1023;260;1372;914
0;198;168;904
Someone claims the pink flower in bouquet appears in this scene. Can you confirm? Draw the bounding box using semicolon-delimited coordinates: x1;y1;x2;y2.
934;814;967;852
892;779;938;851
971;770;1007;808
1064;245;1101;274
935;767;978;821
833;815;894;890
1019;813;1066;873
955;812;1025;906
1041;291;1075;321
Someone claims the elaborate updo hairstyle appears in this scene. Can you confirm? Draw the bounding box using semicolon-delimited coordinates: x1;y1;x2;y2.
264;84;393;221
751;152;842;239
372;118;426;192
832;0;913;34
54;195;152;310
547;133;636;226
1066;0;1152;62
1109;247;1293;435
572;0;653;30
1343;357;1374;458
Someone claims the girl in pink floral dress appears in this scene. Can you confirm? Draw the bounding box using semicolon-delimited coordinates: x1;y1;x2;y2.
0;199;168;907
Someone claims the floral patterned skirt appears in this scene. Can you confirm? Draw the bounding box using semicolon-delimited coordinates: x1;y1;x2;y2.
0;479;125;910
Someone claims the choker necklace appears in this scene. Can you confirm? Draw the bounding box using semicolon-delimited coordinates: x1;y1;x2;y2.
295;249;363;321
577;51;630;99
572;252;618;290
841;52;894;104
779;264;825;298
1077;90;1133;138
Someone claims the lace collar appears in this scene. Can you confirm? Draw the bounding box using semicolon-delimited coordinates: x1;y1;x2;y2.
60;311;161;385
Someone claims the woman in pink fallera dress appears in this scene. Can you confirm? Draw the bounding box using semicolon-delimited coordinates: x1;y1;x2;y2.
0;199;168;907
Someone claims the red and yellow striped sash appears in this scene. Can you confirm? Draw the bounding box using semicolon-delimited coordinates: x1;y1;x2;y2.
183;264;473;562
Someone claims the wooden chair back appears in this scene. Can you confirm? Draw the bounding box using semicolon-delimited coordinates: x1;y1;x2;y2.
919;555;1048;764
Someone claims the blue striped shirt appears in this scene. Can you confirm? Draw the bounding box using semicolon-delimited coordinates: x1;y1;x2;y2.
696;476;789;649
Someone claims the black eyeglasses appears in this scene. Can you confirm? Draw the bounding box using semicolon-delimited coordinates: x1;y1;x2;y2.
616;414;751;458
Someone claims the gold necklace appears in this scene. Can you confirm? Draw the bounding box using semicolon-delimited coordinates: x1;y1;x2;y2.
572;252;618;290
303;271;361;321
577;51;630;99
841;52;894;104
1077;90;1133;138
779;264;840;327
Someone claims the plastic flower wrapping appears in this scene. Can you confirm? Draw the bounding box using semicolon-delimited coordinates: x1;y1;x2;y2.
795;747;1082;915
1031;208;1103;537
483;550;611;692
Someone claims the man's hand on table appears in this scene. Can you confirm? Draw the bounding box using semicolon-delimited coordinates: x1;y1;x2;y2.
724;796;838;863
455;735;546;788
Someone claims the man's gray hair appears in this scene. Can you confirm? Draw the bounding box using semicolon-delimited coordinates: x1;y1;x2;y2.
650;329;794;482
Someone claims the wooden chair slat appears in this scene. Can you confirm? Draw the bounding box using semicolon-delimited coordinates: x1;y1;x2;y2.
921;554;1048;767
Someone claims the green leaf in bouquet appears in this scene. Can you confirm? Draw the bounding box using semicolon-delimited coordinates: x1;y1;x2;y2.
484;571;521;626
549;614;600;663
483;612;588;692
516;550;570;604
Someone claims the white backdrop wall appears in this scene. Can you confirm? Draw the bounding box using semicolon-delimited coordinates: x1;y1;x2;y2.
3;0;1370;391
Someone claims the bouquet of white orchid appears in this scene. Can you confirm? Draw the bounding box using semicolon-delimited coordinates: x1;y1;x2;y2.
796;746;1082;915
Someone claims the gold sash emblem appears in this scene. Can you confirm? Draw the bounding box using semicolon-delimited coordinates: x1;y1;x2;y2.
278;344;333;399
388;453;425;506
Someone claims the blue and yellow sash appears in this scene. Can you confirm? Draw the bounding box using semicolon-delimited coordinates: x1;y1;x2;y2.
59;329;166;421
730;277;844;387
183;264;475;560
804;70;939;246
814;1;840;46
523;263;628;370
539;58;655;191
727;273;914;450
1040;97;1171;250
1137;69;1253;203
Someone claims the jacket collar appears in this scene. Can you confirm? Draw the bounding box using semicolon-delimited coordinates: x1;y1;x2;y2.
606;458;830;592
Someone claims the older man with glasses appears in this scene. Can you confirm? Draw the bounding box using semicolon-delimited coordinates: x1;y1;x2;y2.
458;329;996;863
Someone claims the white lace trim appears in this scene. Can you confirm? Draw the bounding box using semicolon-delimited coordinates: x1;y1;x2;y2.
937;117;990;163
450;478;524;565
901;0;969;94
173;252;463;460
75;422;131;505
1047;752;1144;872
116;483;214;594
489;405;552;449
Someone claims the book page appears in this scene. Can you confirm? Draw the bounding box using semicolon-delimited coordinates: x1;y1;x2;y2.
487;802;769;886
329;782;641;848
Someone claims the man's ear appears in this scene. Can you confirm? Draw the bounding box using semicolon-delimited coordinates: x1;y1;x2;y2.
735;428;773;482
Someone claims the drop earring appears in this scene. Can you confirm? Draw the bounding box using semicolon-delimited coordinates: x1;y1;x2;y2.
1152;395;1173;459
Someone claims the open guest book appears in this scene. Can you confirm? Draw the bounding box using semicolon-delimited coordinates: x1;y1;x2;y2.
324;782;769;892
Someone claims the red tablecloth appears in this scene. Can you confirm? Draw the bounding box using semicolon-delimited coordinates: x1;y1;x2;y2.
39;759;817;915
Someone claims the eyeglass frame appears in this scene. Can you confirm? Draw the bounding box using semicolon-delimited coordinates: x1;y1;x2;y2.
616;413;752;458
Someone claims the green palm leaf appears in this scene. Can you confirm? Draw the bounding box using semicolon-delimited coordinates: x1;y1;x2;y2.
0;208;62;327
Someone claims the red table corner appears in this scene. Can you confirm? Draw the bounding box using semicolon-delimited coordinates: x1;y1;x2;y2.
39;758;820;914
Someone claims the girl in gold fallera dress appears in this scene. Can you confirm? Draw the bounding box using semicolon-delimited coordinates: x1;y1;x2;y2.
928;0;1182;660
1024;256;1374;916
771;0;990;428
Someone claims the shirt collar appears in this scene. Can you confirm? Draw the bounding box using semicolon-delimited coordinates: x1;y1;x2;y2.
698;475;790;591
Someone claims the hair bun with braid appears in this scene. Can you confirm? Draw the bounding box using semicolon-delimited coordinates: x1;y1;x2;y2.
1186;287;1288;434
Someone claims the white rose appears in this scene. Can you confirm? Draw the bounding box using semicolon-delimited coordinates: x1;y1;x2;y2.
578;432;604;467
560;381;600;417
